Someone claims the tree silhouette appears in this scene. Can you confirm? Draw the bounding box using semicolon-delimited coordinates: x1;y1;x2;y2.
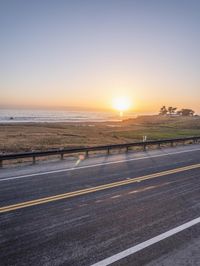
168;106;177;115
178;109;195;116
159;106;168;115
159;106;195;116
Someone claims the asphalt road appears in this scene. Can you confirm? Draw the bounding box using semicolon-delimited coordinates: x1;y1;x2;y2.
0;144;200;266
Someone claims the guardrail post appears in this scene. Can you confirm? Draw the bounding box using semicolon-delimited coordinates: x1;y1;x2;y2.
2;137;199;167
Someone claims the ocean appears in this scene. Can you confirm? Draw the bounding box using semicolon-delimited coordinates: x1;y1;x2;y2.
0;109;135;123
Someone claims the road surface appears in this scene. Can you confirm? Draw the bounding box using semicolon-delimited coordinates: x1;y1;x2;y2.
0;144;200;265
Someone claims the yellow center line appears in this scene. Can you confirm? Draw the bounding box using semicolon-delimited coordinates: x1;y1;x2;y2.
0;163;200;213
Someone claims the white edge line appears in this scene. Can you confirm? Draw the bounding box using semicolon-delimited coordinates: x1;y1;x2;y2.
1;147;200;182
91;217;200;266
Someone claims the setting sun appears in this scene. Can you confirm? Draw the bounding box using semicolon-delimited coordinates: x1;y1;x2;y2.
112;97;131;112
112;97;132;117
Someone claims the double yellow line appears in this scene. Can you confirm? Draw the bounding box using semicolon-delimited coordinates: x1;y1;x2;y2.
0;163;200;213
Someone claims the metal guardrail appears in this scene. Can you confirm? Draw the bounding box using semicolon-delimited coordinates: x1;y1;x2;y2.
0;136;200;167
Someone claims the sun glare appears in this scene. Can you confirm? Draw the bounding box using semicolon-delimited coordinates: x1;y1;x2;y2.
112;97;132;117
113;97;131;111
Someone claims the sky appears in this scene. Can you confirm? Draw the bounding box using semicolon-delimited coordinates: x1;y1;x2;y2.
0;0;200;113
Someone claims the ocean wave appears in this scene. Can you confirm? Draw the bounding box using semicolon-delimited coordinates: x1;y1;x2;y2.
0;109;129;123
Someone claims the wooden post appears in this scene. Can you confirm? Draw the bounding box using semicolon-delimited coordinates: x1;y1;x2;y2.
143;144;146;151
126;146;129;153
61;153;64;160
0;160;2;168
107;148;110;155
33;156;36;164
171;141;173;147
85;150;89;157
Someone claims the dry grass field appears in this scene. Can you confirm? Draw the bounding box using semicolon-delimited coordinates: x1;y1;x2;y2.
0;115;200;153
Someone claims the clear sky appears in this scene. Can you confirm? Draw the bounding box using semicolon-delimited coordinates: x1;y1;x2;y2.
0;0;200;113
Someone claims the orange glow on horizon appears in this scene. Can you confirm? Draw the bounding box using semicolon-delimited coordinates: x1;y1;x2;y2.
112;97;132;112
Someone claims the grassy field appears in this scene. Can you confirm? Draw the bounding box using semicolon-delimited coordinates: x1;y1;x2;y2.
0;115;200;153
